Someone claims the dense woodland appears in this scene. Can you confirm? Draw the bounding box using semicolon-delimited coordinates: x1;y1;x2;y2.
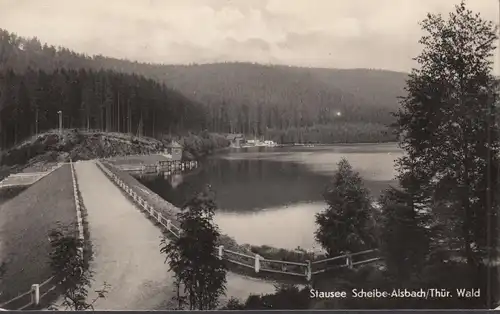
0;67;206;149
0;29;404;148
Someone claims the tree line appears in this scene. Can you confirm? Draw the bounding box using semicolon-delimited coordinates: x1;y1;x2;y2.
0;67;205;149
0;28;399;145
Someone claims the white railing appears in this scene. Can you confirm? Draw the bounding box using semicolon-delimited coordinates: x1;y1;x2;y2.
69;160;85;253
96;160;381;281
0;276;56;310
0;162;87;310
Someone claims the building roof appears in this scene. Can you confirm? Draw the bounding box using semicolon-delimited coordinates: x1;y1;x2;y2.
226;133;244;140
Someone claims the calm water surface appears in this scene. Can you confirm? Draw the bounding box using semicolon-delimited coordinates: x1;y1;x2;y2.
140;143;402;250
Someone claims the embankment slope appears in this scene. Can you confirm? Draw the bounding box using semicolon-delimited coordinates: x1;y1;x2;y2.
0;165;75;307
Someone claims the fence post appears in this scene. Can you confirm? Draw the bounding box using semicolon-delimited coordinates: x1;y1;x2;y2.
31;284;40;306
218;245;224;260
254;254;261;273
306;259;312;281
166;219;171;231
346;253;353;269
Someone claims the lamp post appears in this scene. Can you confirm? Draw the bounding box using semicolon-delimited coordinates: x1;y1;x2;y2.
57;110;62;135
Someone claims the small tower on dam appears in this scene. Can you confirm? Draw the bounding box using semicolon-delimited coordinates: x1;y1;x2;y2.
166;140;183;161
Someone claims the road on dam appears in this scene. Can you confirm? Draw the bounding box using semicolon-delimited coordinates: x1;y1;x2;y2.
75;160;275;310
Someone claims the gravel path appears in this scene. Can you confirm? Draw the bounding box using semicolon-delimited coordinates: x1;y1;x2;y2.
75;160;274;310
75;160;174;310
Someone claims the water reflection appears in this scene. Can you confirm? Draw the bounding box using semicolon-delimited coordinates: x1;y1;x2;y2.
213;202;325;250
142;158;330;212
141;158;395;213
139;144;401;249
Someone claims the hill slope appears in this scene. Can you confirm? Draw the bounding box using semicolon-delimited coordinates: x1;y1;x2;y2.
158;64;407;110
154;63;407;127
0;29;408;143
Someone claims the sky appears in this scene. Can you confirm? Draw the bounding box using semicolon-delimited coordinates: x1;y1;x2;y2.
1;0;500;74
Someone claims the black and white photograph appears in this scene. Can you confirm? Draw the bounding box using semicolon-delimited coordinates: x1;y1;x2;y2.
0;0;499;311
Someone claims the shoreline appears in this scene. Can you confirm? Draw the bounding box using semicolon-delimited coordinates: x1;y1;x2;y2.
102;162;325;284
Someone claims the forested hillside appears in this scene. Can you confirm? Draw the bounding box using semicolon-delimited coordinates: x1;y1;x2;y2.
0;68;205;149
155;64;406;142
0;29;407;145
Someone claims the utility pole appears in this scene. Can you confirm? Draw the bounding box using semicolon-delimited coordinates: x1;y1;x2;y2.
57;110;62;135
35;107;39;136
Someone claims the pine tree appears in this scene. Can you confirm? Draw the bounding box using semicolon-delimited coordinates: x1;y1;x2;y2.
315;158;376;257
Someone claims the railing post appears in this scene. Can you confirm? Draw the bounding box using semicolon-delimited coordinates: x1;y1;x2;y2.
306;259;312;281
166;219;171;231
31;284;40;306
254;254;261;273
346;253;353;269
218;245;224;260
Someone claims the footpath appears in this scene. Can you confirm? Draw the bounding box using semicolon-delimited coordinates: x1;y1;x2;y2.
74;160;274;310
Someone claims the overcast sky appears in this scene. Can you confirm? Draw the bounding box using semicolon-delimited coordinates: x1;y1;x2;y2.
1;0;500;74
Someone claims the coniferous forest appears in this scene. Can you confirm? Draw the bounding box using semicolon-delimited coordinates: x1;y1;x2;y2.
0;67;205;149
0;28;403;149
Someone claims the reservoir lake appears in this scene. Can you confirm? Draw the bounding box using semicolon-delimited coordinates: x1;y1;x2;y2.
139;143;402;251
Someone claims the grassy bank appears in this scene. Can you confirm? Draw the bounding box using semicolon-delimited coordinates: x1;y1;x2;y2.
46;164;94;311
0;165;76;309
0;167;12;181
0;186;28;204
